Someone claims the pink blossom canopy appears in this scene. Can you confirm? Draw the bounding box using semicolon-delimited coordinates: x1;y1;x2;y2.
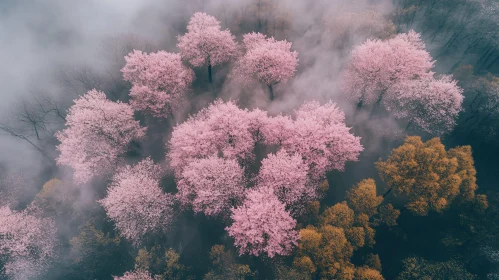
342;30;435;105
122;50;195;118
56;89;146;184
0;206;58;279
230;32;298;87
258;150;312;210
99;158;175;246
264;101;363;180
114;269;156;280
168;100;266;175
226;186;299;258
177;12;238;67
177;156;245;217
386;75;464;135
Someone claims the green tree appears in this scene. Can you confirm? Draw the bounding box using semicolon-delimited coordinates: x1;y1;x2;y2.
204;245;253;280
134;247;194;280
396;257;477;280
29;178;74;218
69;221;131;279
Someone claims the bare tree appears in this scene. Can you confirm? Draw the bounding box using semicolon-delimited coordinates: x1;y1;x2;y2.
0;91;66;163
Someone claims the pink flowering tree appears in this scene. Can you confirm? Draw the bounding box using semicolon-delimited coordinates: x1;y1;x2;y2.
342;30;434;114
121;50;195;118
385;75;464;135
257;150;312;212
0;206;58;279
56;89;146;185
264;101;363;180
226;186;299;258
177;156;245;217
168;100;267;175
177;12;238;83
99;158;175;246
0;172;31;208
114;270;156;280
230;32;298;100
260;114;294;146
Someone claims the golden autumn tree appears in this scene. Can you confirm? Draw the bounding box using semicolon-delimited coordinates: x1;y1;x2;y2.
346;178;383;217
355;266;384;280
293;179;395;279
28;178;74;218
376;136;481;216
293;225;355;279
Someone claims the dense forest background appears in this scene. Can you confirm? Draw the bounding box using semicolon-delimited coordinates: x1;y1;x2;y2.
0;0;499;279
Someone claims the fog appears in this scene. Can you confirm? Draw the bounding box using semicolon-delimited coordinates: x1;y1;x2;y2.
0;0;396;171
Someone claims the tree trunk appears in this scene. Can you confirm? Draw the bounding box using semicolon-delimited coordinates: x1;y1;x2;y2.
353;99;363;120
354;91;366;116
370;94;384;119
268;84;274;101
383;188;393;198
208;62;213;84
405;120;412;132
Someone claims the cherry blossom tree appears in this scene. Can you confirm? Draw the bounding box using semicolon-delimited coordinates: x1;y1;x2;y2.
56;89;146;184
385;75;464;135
260;114;294;146
0;206;58;280
177;156;245;217
114;269;156;280
99;158;175;246
257;150;312;211
177;12;238;83
226;186;299;258
230;32;298;100
168;100;267;175
121;50;195;118
264;101;363;180
0;172;30;208
342;30;435;114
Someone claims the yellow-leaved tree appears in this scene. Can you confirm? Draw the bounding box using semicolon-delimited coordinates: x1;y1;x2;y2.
376;136;482;216
293;179;396;280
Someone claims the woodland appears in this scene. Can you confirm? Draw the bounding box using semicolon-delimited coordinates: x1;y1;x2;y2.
0;0;499;279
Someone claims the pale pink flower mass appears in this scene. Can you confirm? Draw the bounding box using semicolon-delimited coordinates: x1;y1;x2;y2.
386;75;464;135
342;30;463;134
99;158;175;246
114;269;156;280
168;100;265;175
177;156;246;217
262;101;363;180
257;150;312;210
226;186;299;258
56;89;146;184
122;50;195;118
0;206;58;279
177;12;238;83
230;32;298;100
168;99;362;220
342;30;435;106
